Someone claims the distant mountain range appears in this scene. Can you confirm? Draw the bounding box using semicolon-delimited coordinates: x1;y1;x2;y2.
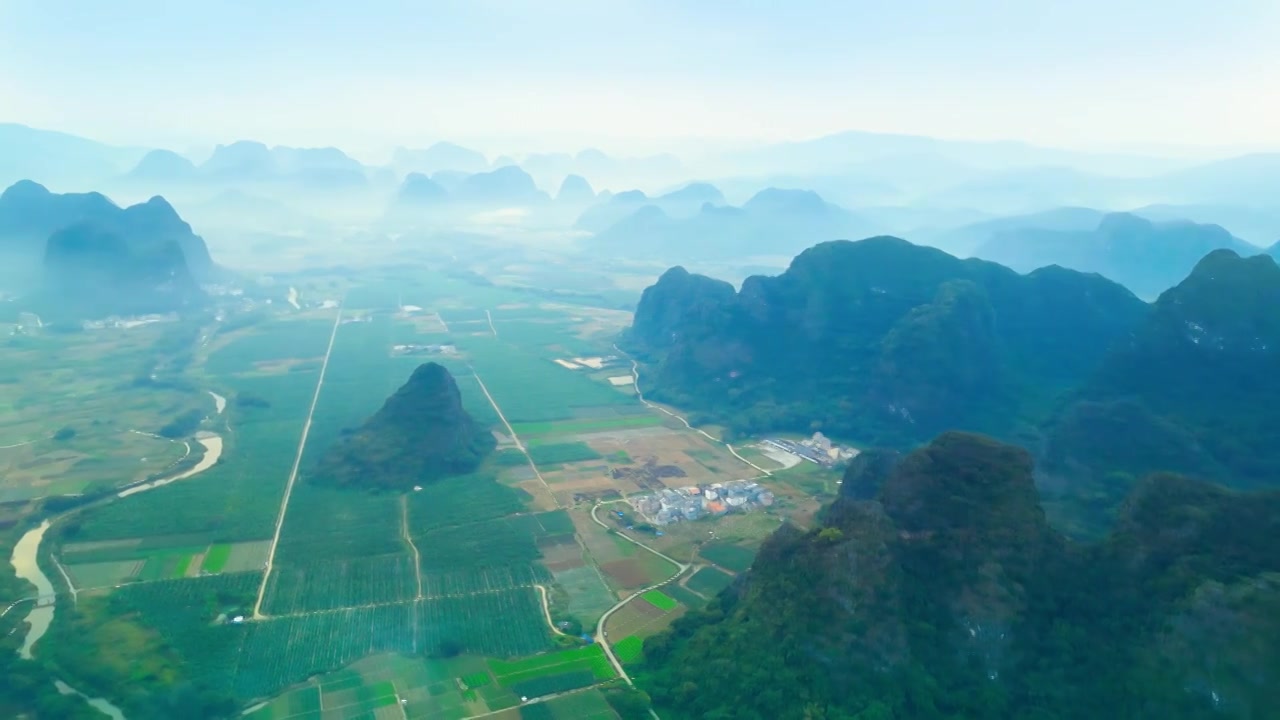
555;174;596;205
641;431;1280;719
383;166;558;228
4;122;1278;255
0;180;214;289
124;141;370;191
583;186;883;261
390;143;687;192
914;206;1106;256
574;182;726;232
626;238;1280;532
393;143;490;175
972;212;1260;299
0;123;147;190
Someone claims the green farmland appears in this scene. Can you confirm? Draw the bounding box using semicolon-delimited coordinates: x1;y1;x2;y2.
18;285;754;719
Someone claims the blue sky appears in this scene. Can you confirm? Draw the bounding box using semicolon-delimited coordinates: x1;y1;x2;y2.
2;0;1277;159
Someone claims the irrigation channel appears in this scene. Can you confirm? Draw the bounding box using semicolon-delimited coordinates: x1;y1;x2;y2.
7;390;229;720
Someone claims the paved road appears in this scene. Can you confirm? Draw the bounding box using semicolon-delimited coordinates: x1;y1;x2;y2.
590;500;688;689
1;597;36;619
253;305;343;619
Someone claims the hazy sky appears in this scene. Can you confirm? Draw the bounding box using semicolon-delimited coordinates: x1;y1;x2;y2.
2;0;1278;160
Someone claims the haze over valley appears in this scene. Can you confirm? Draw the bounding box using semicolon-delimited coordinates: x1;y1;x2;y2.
3;2;1280;719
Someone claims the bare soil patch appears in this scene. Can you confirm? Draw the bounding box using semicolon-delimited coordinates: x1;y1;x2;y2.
601;559;649;588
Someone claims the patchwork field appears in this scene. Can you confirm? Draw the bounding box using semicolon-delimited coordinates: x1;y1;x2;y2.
604;595;685;644
27;282;828;718
0;321;204;502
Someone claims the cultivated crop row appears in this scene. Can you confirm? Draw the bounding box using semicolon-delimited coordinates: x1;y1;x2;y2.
233;602;418;700
71;370;321;544
111;573;263;690
232;590;550;700
406;474;525;533
263;553;418;614
417;588;549;659
414;517;545;572
420;565;551;597
274;484;405;562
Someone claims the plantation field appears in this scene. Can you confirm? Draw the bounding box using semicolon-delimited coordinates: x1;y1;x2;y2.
686;567;735;597
234;590;550;701
405;474;528;533
263;554;418;614
67;362;322;545
35;294;737;718
274;485;405;562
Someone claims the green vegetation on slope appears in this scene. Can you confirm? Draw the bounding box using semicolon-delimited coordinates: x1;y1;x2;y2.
625;238;1147;447
311;362;495;491
639;432;1280;720
1042;249;1280;532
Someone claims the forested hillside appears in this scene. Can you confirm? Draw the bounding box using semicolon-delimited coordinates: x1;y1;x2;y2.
639;433;1280;720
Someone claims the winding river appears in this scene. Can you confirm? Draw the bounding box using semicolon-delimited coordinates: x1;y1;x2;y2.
118;433;223;498
8;389;229;718
11;519;53;660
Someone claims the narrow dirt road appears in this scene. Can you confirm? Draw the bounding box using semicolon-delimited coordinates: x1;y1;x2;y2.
614;345;771;477
253;305;343;619
401;495;424;599
535;584;568;636
470;367;560;509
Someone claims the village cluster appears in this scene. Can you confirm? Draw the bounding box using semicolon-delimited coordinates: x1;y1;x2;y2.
628;479;775;525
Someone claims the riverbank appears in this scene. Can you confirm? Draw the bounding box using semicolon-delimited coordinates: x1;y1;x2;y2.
7;387;232;719
11;519;53;660
118;432;223;498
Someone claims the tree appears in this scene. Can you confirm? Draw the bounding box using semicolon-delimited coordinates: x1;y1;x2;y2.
603;686;653;720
